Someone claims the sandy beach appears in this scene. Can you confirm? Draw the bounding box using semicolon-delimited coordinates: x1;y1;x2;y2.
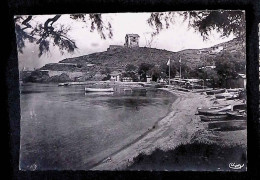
92;88;247;170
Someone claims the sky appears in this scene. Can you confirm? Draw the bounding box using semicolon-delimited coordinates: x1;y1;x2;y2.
17;12;236;70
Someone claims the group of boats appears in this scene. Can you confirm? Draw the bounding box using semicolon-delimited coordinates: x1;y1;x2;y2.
197;104;246;121
205;88;244;100
196;104;247;131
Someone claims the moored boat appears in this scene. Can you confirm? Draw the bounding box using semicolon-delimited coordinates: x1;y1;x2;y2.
58;82;70;86
85;87;114;92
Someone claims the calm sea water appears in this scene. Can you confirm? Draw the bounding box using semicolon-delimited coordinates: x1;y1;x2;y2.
20;83;176;170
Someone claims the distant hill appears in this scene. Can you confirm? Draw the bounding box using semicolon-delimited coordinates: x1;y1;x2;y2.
42;38;244;70
26;38;244;82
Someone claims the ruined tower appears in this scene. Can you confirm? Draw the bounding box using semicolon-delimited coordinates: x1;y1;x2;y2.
124;34;140;48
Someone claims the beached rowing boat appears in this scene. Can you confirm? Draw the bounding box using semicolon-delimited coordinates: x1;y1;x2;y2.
233;104;246;111
226;94;239;100
226;88;243;92
226;111;246;120
206;89;226;95
200;114;228;122
197;105;227;111
132;88;147;92
197;105;232;116
208;120;247;131
215;92;238;99
85;87;114;92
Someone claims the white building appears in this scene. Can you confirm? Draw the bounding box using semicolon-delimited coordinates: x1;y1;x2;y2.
110;72;121;82
146;75;152;83
122;77;133;82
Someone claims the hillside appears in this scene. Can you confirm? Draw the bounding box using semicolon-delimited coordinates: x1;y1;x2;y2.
50;38;243;70
25;38;244;82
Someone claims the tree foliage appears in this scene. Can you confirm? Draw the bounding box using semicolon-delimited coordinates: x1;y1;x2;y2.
15;11;245;57
195;52;245;88
14;14;112;57
138;63;155;82
121;71;139;82
148;11;245;40
125;64;137;72
160;63;176;79
214;52;245;87
101;67;111;75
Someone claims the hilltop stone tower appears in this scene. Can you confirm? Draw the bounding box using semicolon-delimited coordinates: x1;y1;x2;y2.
124;34;140;48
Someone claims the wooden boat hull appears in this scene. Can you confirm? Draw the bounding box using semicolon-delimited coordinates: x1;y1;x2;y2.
132;88;147;92
85;87;114;92
206;89;225;95
200;115;227;122
197;105;227;111
227;88;243;92
215;93;238;99
226;95;239;100
226;112;247;120
233;104;246;111
208;120;247;131
197;105;232;115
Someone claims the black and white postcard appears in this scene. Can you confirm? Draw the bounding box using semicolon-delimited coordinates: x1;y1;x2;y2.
15;11;247;171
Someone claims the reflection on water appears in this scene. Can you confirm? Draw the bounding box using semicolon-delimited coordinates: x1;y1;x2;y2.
20;83;176;170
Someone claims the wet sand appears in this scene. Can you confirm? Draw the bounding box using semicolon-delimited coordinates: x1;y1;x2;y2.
91;88;247;170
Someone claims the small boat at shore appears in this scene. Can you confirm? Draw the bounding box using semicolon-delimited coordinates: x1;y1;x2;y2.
226;111;247;120
197;105;232;116
226;88;243;92
215;92;238;99
200;114;228;122
197;105;228;111
208;120;247;131
206;89;226;95
226;94;239;100
85;87;114;92
192;88;213;93
233;104;246;111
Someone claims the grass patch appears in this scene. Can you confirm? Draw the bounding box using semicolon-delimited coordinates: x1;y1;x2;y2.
127;143;246;171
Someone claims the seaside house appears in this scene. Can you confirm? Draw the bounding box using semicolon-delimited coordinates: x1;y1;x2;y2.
110;71;121;82
122;77;133;82
225;73;246;89
158;78;166;83
238;73;246;89
146;75;152;83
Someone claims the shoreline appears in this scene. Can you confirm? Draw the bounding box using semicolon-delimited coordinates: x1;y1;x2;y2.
86;90;179;169
91;88;247;170
91;88;210;170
